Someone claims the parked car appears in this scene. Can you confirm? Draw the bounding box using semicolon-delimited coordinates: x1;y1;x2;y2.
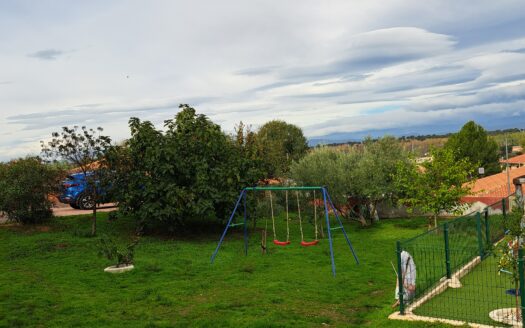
59;172;110;210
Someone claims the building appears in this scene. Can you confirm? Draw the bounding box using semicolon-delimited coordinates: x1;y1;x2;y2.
500;153;525;168
461;166;525;213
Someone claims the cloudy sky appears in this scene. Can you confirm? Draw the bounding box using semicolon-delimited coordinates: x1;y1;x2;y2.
1;0;525;160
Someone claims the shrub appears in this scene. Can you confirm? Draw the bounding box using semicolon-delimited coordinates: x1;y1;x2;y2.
0;157;62;224
98;235;139;267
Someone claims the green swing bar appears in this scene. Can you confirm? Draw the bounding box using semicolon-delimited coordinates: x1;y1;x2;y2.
210;186;360;277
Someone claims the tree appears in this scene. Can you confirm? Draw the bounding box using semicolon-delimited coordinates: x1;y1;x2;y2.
290;146;362;223
110;104;261;232
256;120;308;178
352;136;411;222
445;121;500;175
233;121;266;186
41;126;112;236
290;137;411;225
395;147;475;229
0;157;62;224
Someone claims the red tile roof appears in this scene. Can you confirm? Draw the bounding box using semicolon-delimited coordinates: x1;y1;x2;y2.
500;154;525;164
463;166;525;203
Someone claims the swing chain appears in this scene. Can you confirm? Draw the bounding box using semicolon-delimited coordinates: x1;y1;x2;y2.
314;190;318;240
285;190;290;242
269;191;277;241
297;191;304;241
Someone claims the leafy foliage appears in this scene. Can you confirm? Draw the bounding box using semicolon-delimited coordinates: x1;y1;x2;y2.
395;147;475;228
256;120;308;178
233;121;266;186
109;104;263;232
290;137;410;225
0;157;62;224
445;121;500;175
98;234;139;267
494;198;524;319
41;126;112;235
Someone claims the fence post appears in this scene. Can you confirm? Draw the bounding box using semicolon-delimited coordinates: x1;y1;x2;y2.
502;198;507;234
476;212;484;258
396;241;405;315
444;223;451;279
518;248;525;326
484;208;490;245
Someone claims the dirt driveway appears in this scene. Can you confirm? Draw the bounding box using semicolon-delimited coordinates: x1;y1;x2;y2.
52;203;117;217
0;203;117;224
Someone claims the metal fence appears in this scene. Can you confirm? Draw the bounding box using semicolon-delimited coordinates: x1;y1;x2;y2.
396;195;525;326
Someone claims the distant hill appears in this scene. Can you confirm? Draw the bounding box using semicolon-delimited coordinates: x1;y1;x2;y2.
308;128;525;157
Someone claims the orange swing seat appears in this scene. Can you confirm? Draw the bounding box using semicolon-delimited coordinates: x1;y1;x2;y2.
273;240;291;246
300;240;319;247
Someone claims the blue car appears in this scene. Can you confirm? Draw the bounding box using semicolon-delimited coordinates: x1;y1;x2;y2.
59;172;102;210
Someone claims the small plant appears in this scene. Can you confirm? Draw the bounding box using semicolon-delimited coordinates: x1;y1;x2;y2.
108;211;118;222
495;197;525;321
98;235;139;267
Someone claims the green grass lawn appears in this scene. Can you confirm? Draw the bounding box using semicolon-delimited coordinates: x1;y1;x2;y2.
0;213;451;327
415;255;516;326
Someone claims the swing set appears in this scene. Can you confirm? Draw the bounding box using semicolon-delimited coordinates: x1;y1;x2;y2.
210;186;359;276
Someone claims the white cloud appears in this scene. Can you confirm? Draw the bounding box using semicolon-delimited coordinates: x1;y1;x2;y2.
0;0;525;160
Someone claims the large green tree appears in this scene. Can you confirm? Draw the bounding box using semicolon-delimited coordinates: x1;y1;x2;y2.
290;136;410;225
256;120;308;178
445;121;500;175
110;105;262;232
395;147;475;229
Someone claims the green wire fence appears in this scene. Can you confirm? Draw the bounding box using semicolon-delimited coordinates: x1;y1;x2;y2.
396;195;525;326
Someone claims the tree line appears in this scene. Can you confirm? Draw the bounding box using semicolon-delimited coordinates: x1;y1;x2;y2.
0;104;503;233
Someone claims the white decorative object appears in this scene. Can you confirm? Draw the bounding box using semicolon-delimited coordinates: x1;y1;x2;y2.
447;277;462;288
489;308;522;326
104;264;134;273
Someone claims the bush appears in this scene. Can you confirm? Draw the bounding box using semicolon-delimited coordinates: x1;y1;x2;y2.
0;157;62;224
98;235;138;267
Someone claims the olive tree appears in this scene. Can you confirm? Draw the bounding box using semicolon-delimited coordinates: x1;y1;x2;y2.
290;137;410;226
41;126;112;236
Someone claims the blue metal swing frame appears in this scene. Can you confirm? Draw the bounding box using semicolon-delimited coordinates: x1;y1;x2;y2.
210;186;359;276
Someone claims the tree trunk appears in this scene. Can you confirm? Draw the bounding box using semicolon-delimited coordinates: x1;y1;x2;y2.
357;212;368;226
335;203;368;226
91;190;97;236
370;202;379;222
428;215;437;230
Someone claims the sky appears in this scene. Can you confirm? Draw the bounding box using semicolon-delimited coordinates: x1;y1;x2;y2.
1;0;525;160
